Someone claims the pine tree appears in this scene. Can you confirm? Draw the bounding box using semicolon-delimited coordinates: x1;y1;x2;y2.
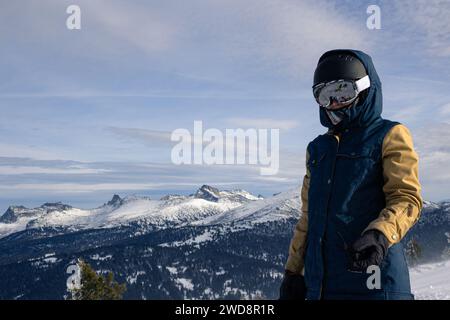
71;260;126;300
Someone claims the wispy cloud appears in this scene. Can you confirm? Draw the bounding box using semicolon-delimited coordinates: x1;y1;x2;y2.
392;0;450;57
412;122;450;200
0;182;197;193
208;0;369;77
85;1;179;54
439;103;450;118
414;122;450;155
225;118;298;130
0;143;67;161
0;166;111;175
107;127;172;145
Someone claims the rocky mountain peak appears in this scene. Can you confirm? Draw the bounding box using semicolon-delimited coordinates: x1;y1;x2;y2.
107;194;123;207
40;202;72;213
0;206;25;223
194;185;221;202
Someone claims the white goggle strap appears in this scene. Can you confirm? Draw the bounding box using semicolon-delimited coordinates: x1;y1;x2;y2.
355;75;370;93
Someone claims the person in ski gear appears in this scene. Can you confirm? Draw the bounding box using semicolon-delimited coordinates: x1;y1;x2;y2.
280;49;423;300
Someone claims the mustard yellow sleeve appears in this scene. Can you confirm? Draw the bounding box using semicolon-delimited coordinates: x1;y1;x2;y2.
364;124;423;245
285;149;310;274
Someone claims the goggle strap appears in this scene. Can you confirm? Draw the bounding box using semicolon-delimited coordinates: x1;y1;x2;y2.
355;75;370;93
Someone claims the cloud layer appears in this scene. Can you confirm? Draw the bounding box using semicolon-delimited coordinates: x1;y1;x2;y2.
1;1;450;208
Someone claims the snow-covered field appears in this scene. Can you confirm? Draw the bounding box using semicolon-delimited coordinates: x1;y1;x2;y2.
411;259;450;300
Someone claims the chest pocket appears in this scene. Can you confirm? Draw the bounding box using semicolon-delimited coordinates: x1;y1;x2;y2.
336;144;379;160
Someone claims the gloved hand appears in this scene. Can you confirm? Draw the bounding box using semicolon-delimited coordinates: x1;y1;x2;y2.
348;229;389;272
279;270;306;300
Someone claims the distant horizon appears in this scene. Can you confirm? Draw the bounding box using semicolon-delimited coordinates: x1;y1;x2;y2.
0;184;284;211
1;184;449;214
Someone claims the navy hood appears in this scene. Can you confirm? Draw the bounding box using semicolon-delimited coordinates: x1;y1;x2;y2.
317;49;383;132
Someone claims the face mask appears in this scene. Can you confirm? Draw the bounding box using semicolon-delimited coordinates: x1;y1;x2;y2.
325;108;345;125
323;96;360;126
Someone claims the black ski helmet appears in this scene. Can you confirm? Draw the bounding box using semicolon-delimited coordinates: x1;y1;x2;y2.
313;50;368;87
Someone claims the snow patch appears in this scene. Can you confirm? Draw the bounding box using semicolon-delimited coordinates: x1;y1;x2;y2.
411;259;450;300
126;271;146;284
174;278;194;291
90;254;112;261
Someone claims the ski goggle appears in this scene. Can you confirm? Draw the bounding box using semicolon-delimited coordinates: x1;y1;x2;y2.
312;75;370;109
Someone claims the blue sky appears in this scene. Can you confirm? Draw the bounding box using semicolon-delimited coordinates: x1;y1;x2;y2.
1;0;450;210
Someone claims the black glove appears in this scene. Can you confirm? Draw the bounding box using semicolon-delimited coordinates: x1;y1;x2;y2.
279;270;306;300
348;230;389;272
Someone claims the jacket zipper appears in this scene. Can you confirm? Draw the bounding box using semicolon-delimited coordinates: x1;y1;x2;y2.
320;132;341;299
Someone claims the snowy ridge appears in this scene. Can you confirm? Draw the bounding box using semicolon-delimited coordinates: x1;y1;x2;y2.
193;188;300;226
0;185;277;239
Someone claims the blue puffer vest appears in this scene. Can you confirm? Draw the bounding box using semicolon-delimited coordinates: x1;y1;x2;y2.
304;49;413;300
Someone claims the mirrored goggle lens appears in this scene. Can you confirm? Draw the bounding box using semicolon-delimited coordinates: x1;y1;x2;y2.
313;80;357;107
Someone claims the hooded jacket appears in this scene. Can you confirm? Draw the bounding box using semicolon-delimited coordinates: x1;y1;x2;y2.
284;49;423;300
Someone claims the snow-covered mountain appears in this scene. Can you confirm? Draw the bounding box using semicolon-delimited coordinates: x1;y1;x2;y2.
0;185;448;300
0;185;268;239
